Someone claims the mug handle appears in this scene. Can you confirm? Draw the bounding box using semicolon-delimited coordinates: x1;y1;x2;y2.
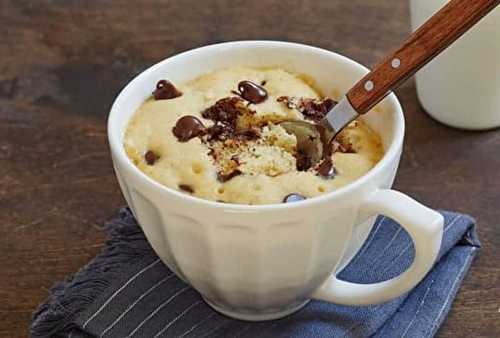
311;189;443;305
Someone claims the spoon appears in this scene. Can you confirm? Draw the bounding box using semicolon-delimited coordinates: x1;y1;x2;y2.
283;0;499;166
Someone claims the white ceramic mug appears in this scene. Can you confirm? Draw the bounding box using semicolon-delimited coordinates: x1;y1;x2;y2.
108;41;444;321
410;1;500;130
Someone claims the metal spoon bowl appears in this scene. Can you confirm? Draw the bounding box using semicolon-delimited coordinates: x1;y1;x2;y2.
280;121;324;166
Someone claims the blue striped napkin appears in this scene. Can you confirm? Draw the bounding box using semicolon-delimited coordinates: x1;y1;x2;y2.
31;208;480;338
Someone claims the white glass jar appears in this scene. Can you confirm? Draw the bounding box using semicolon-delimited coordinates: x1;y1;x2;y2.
410;1;500;129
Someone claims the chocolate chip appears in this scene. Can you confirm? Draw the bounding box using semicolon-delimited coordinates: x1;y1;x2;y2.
153;79;182;100
234;81;268;104
172;115;206;142
179;184;194;193
217;169;242;182
283;193;306;203
317;158;337;178
260;80;267;86
144;150;159;165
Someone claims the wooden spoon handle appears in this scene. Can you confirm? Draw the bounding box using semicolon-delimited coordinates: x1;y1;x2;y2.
347;0;500;114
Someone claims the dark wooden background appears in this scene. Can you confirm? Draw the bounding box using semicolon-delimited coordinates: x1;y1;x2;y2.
1;0;499;336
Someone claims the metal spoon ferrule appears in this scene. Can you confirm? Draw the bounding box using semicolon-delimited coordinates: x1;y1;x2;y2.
323;96;359;137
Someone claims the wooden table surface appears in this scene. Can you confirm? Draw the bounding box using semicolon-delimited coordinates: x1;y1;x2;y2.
1;0;499;336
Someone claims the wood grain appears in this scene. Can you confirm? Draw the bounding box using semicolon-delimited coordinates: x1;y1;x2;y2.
1;1;499;337
347;0;500;114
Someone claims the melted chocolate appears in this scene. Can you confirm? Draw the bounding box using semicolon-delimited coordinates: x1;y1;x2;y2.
202;97;242;141
317;158;337;178
217;169;242;182
200;97;261;182
172;115;206;142
144;150;159;165
277;96;337;122
202;97;243;124
202;97;259;142
296;149;312;171
233;81;268;104
153;79;182;100
179;184;194;193
315;124;338;179
283;193;306;203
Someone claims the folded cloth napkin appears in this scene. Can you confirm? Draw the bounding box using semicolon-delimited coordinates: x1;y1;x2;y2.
31;208;480;338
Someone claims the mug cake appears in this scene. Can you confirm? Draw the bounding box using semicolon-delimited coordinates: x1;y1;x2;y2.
124;67;383;204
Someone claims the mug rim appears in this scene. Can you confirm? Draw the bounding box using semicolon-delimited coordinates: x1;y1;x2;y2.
108;40;405;211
